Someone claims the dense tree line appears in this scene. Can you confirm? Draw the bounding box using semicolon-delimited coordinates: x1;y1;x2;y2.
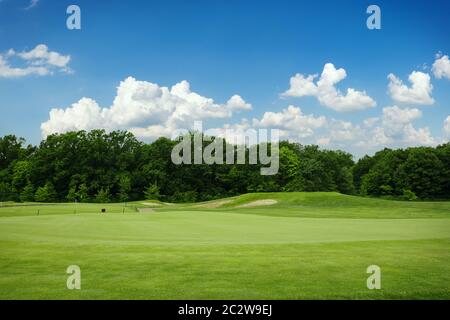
353;145;450;200
0;131;449;202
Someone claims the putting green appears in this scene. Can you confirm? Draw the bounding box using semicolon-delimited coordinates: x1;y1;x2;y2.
0;212;449;245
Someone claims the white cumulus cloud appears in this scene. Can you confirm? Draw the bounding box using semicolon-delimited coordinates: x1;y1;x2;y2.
432;54;450;80
41;98;104;134
380;106;435;145
0;55;49;77
206;106;326;145
313;106;436;152
444;116;450;138
224;94;252;111
381;105;422;134
316;137;331;146
41;77;251;139
369;106;434;147
282;63;376;112
18;44;71;68
0;44;71;78
252;105;327;138
387;71;434;105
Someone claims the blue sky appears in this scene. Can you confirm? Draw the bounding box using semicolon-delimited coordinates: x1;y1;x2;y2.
1;0;449;157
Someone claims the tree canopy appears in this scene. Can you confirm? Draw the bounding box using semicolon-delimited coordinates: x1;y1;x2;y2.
0;131;448;202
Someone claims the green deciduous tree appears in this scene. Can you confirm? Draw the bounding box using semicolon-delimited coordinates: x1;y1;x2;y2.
77;183;89;202
34;182;57;202
66;186;78;202
20;183;35;202
95;188;111;203
144;183;160;200
0;130;449;203
397;148;444;199
117;175;131;202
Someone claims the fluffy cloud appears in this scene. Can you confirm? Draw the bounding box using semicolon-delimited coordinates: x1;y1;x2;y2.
0;55;49;77
206;119;255;145
18;44;71;68
41;77;251;138
328;119;364;142
364;126;392;148
252;105;327;139
39;65;444;156
205;106;326;145
355;106;435;147
41;98;104;134
316;137;331;146
313;106;436;152
224;94;252;111
381;105;421;134
282;63;376;112
212;104;435;151
322;118;387;149
432;54;450;80
387;71;434;105
444;116;450;138
0;44;71;78
381;106;435;145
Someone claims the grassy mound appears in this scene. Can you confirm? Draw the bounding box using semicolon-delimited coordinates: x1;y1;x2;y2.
162;192;450;219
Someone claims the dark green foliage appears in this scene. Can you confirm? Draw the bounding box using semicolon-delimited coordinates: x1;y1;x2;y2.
0;131;448;202
117;175;131;202
0;182;13;201
95;188;111;203
66;186;78;202
144;182;160;200
357;144;450;199
401;189;418;201
20;183;35;202
77;183;89;202
34;182;57;202
0;135;32;170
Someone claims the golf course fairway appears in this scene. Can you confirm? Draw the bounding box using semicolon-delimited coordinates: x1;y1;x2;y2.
0;192;449;299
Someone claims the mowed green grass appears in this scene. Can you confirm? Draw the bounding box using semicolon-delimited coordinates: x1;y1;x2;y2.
0;203;137;217
0;192;449;299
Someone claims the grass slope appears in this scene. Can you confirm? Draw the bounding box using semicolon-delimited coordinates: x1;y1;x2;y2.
170;192;450;218
0;192;449;299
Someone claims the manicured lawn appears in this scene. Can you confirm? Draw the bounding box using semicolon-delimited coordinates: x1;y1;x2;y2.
0;193;449;299
0;203;137;217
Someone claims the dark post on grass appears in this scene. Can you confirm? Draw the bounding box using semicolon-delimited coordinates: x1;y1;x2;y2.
101;208;106;214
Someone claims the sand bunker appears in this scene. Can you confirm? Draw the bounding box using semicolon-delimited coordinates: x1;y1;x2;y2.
137;207;155;213
194;199;234;208
236;199;278;208
140;202;162;207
